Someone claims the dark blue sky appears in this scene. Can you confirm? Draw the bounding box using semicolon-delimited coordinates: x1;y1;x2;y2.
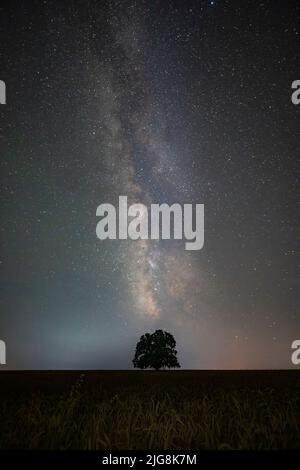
0;0;299;369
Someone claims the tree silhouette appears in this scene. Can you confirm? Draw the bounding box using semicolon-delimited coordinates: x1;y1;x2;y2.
133;329;181;371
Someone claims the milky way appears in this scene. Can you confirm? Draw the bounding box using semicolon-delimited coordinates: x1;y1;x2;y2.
1;0;299;369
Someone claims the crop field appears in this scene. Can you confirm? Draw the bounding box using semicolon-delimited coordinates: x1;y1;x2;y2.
0;370;299;450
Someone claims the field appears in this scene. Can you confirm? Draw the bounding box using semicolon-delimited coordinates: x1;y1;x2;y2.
0;370;299;450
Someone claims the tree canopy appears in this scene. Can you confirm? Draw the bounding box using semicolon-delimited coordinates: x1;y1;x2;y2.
133;329;181;371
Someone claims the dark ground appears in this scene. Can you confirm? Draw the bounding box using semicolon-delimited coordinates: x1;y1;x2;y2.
0;370;299;449
0;369;299;393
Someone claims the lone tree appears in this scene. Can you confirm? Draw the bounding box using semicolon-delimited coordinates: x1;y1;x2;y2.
133;329;181;371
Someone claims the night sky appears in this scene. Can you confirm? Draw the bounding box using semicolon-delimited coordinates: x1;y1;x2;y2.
1;0;299;369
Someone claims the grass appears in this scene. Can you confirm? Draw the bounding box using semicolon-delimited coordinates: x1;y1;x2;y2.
0;371;299;449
